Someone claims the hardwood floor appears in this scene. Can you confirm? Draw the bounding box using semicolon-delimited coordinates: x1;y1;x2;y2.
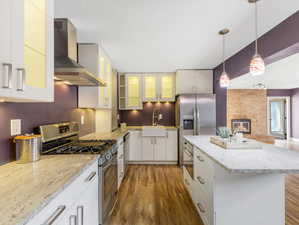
107;165;203;225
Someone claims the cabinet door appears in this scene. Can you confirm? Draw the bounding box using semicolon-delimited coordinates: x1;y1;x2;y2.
0;0;13;95
126;75;142;109
166;131;178;161
118;143;124;188
160;74;175;102
143;75;158;102
154;137;166;161
142;137;154;161
74;172;99;225
128;131;142;161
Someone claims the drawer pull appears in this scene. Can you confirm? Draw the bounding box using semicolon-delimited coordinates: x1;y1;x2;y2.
197;155;204;162
43;205;66;225
69;215;77;225
197;202;206;213
85;171;97;182
77;206;84;225
197;176;206;185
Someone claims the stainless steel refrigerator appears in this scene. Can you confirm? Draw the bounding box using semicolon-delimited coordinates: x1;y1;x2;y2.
176;94;216;166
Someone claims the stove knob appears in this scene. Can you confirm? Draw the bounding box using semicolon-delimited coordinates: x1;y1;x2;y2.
105;153;112;160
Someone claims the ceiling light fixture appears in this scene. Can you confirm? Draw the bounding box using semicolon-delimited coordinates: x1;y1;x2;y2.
249;0;265;76
219;29;230;88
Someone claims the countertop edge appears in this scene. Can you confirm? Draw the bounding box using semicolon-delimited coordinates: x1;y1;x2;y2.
19;156;99;225
184;135;299;174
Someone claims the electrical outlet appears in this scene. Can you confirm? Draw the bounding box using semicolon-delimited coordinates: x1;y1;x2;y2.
81;115;85;125
11;119;21;136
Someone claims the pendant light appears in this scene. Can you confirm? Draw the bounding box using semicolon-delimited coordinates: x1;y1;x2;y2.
219;29;230;88
249;0;265;76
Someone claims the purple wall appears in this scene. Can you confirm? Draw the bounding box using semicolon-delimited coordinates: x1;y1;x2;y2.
214;11;299;127
292;88;299;139
119;102;175;126
0;82;95;164
267;89;293;97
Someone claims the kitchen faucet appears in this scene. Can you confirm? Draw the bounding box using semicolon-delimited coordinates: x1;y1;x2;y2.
152;108;162;126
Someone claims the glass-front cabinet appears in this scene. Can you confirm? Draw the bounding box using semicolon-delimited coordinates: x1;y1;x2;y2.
0;0;54;102
118;74;142;110
142;73;175;102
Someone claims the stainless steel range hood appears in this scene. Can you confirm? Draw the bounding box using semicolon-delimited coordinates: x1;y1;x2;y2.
54;18;106;86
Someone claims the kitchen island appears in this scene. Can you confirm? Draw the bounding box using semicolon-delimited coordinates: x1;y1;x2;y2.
183;135;299;225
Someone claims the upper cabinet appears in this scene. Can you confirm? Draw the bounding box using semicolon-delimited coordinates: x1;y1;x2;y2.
143;73;175;102
78;43;112;109
176;70;213;95
0;0;54;102
119;74;142;110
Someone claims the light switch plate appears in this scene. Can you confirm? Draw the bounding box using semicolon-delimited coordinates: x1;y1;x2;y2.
81;115;85;125
11;119;21;136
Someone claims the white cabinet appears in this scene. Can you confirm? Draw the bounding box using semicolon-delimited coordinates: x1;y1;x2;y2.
128;130;178;163
176;70;213;95
143;73;176;102
0;0;54;102
117;140;125;188
128;130;142;161
78;43;112;109
166;130;178;161
26;160;98;225
142;137;155;161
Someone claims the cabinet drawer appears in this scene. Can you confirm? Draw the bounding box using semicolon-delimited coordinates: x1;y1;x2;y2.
195;186;212;225
183;166;194;200
194;148;214;180
27;160;98;225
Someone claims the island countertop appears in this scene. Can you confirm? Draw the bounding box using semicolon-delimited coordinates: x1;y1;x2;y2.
184;135;299;173
0;155;99;225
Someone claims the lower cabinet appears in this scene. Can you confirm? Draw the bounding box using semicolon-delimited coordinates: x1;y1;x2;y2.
128;130;178;163
26;160;98;225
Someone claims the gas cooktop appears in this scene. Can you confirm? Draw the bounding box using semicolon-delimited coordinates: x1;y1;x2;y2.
43;139;116;155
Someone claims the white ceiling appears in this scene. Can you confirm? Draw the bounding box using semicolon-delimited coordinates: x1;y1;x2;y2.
54;0;299;72
229;53;299;89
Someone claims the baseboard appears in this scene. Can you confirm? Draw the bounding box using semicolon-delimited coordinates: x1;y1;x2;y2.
128;161;178;165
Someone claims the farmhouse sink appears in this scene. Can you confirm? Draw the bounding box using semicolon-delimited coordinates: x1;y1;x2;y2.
142;126;167;137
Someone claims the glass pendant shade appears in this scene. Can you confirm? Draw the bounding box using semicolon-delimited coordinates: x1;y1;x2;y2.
250;53;265;76
219;71;230;88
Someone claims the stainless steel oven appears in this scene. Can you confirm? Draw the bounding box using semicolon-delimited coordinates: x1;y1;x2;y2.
99;147;118;225
183;140;194;179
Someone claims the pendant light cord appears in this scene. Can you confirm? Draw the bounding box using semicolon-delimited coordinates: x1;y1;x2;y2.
255;1;258;55
222;34;226;72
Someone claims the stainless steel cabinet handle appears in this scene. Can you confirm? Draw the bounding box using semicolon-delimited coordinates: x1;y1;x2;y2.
197;155;204;162
16;68;26;91
197;176;206;185
2;63;12;89
197;202;206;213
77;206;84;225
43;205;66;225
69;215;77;225
85;171;97;182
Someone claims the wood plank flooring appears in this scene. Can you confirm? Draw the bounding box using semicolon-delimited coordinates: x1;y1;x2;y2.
107;165;203;225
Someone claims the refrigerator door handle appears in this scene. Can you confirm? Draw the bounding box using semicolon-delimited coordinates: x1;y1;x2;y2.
193;108;197;135
197;108;200;135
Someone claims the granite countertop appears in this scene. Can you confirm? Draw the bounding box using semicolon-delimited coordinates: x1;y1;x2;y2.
80;126;178;141
184;135;299;174
0;155;99;225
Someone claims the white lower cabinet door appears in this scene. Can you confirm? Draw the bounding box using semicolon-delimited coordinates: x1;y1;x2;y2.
154;137;166;161
128;131;142;161
166;130;178;161
142;137;154;161
74;173;99;225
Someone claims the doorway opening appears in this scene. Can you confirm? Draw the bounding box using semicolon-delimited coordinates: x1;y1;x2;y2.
267;97;290;140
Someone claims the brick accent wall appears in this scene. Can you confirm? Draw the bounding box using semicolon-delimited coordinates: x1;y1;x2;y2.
227;89;267;136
